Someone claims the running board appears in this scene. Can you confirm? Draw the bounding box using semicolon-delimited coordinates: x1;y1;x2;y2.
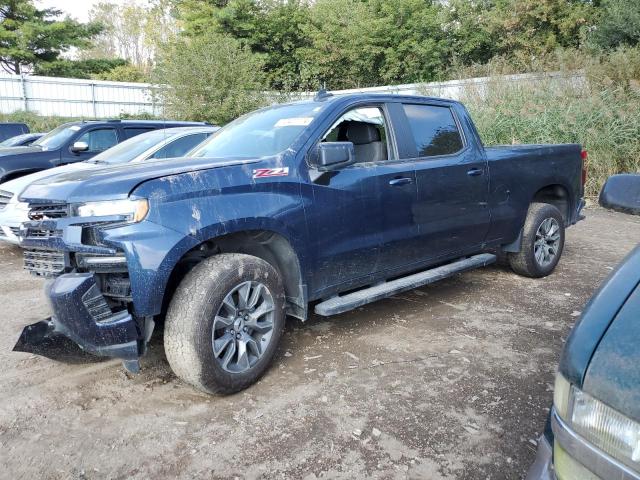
314;253;496;316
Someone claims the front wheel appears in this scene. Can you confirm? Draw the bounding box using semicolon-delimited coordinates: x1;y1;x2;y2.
508;202;565;278
164;253;286;394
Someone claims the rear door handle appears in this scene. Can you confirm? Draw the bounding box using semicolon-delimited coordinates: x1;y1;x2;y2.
389;177;413;186
467;168;484;177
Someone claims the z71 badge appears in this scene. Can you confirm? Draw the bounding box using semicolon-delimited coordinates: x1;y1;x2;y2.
252;167;289;179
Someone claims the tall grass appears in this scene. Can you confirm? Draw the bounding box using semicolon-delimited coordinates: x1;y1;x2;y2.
455;48;640;198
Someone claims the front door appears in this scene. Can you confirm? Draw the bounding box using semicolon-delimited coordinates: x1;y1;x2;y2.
60;127;120;164
304;104;419;297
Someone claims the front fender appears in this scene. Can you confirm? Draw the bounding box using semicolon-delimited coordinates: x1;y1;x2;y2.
103;216;306;318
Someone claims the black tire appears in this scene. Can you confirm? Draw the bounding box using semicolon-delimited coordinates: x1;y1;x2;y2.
164;253;285;394
508;203;565;278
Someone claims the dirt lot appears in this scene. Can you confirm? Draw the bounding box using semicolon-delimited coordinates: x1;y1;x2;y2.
1;206;638;480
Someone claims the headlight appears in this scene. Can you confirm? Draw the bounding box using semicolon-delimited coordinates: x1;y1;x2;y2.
73;199;149;223
553;372;640;472
571;388;640;469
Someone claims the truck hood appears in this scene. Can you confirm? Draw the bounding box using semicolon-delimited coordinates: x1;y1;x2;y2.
20;156;261;204
0;162;93;199
560;246;640;390
582;280;640;422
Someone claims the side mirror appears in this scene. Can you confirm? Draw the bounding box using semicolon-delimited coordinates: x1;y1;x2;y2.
311;142;355;171
70;141;89;153
599;174;640;215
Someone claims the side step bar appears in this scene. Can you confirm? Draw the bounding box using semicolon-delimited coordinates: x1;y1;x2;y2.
314;253;496;316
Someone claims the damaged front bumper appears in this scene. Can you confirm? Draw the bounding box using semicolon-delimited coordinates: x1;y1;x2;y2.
13;273;144;371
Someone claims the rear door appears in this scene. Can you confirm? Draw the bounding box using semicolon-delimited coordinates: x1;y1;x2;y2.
401;102;490;260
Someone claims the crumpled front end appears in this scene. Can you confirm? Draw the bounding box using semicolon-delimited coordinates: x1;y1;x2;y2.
13;200;162;371
14;274;141;368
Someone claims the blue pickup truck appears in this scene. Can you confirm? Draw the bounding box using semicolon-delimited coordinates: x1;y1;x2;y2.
14;93;586;394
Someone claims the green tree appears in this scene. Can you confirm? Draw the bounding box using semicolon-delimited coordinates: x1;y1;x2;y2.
0;0;102;74
374;0;449;84
485;0;596;63
299;0;384;89
440;0;498;66
154;31;266;124
300;0;448;89
591;0;640;48
33;58;128;79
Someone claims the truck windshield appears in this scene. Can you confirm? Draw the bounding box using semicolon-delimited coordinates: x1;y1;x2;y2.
89;129;174;165
33;124;81;151
190;103;324;159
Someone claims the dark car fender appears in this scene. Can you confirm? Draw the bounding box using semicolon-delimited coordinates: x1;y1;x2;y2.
559;245;640;387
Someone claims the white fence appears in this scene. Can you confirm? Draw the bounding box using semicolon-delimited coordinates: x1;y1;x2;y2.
0;73;161;118
0;71;584;119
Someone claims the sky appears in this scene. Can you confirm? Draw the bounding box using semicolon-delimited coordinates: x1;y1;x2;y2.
35;0;144;22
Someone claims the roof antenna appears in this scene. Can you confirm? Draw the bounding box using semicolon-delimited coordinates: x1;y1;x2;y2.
314;82;333;101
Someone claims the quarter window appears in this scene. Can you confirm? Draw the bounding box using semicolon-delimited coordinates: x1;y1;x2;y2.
402;104;463;158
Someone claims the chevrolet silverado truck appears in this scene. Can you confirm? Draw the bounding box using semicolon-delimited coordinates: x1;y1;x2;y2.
14;92;586;394
527;174;640;480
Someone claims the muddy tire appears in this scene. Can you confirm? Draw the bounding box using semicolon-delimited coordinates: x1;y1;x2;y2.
164;253;285;394
508;203;565;278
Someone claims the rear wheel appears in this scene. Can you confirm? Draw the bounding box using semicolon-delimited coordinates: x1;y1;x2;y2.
164;253;285;394
508;203;565;278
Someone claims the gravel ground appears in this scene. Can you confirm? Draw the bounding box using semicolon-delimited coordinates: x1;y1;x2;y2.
1;206;638;480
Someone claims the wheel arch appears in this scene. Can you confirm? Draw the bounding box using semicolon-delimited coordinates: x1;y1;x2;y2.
531;184;572;224
162;229;307;321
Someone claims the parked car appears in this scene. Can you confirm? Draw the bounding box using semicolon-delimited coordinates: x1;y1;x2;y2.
0;119;209;183
14;92;586;394
0;122;29;142
0;126;218;244
0;132;45;147
526;173;640;480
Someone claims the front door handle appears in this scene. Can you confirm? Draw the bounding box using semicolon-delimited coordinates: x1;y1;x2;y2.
467;168;484;177
389;177;413;186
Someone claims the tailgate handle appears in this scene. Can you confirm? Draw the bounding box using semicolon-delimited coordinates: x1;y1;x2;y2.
389;177;413;186
467;168;484;177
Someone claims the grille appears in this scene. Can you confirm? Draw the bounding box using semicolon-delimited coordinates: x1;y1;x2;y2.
26;228;61;239
28;203;68;220
82;284;113;322
0;190;12;209
9;226;20;236
23;249;66;277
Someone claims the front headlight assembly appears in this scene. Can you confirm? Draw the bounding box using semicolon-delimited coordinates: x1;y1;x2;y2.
72;199;149;223
554;373;640;474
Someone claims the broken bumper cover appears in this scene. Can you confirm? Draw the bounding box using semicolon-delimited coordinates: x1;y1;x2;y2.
13;272;141;362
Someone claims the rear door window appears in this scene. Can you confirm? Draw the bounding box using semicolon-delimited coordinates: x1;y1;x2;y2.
402;104;464;158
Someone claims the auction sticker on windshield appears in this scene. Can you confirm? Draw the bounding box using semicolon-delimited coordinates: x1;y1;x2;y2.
274;118;314;127
253;167;290;179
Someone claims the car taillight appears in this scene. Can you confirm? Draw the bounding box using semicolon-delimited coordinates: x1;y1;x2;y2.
581;149;588;186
